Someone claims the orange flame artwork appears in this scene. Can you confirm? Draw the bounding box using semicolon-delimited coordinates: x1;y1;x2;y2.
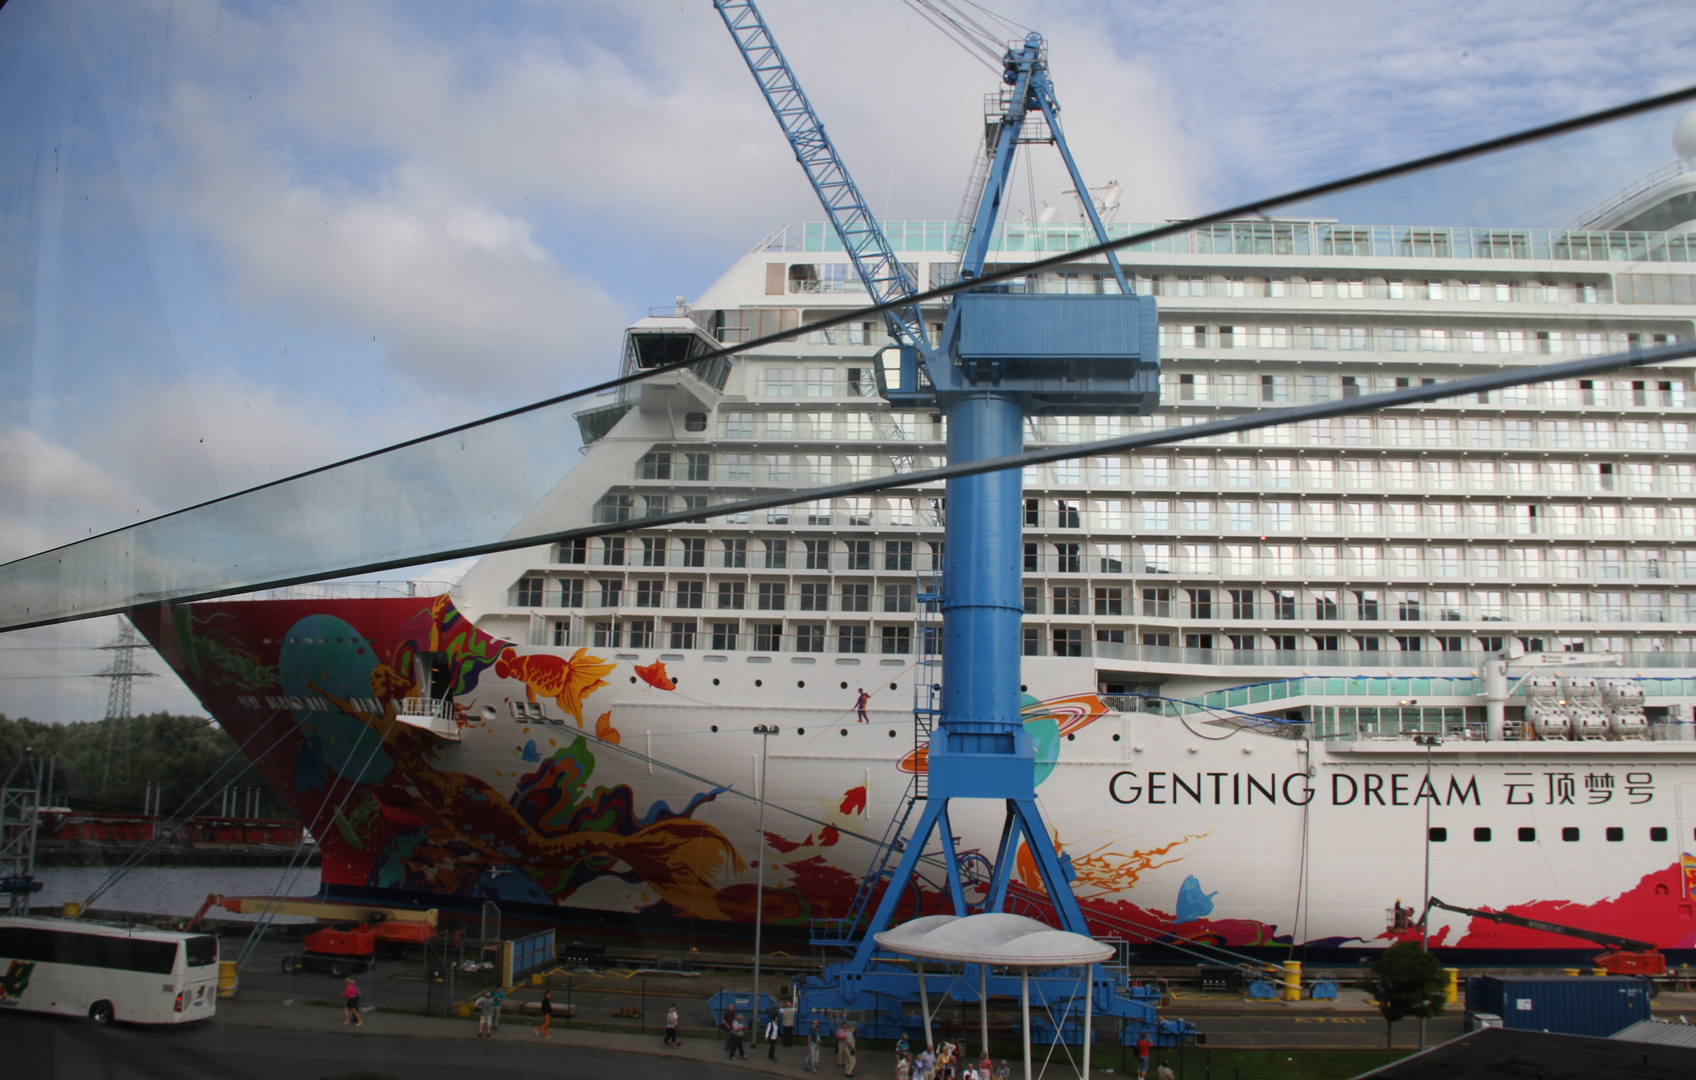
634;660;676;691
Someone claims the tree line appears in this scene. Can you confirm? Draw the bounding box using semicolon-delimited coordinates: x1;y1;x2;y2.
0;712;295;820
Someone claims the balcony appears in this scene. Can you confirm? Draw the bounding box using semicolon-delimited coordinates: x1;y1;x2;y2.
392;697;460;741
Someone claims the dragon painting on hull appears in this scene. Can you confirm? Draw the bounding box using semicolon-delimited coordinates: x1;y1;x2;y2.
135;597;750;918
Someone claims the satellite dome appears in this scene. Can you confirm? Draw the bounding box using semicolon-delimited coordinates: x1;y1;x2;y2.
1674;108;1696;162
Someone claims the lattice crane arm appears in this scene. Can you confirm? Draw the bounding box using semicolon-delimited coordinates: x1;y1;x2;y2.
712;1;940;365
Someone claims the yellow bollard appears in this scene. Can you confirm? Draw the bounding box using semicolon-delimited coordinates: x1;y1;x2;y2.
1443;968;1459;1004
1591;968;1607;977
217;960;240;999
1282;961;1302;1001
61;902;80;918
1563;968;1581;977
532;972;545;986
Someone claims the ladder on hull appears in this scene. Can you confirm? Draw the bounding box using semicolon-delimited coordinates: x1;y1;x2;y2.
808;568;942;950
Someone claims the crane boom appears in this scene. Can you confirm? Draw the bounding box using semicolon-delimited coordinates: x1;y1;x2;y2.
712;1;935;362
1423;895;1657;956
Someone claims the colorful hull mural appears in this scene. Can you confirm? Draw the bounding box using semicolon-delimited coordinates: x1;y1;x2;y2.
134;595;1696;959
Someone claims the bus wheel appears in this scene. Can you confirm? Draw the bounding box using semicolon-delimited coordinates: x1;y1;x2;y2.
330;961;348;978
88;1000;115;1025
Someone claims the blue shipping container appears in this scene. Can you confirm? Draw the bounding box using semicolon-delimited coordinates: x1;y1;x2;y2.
1472;976;1650;1038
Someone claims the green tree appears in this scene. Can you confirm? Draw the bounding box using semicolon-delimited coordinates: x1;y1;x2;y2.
1368;941;1446;1051
0;712;294;819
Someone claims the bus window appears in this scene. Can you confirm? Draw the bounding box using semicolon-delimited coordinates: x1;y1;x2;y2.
185;935;218;967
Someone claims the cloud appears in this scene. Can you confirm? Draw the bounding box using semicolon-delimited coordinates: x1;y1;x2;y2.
161;79;625;397
0;428;146;563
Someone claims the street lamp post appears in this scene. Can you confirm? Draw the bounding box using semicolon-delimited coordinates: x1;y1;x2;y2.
752;724;779;1044
1413;732;1441;1051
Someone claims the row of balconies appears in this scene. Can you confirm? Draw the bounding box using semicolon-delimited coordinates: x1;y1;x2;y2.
637;460;1696;491
545;551;1696;580
594;500;1696;540
521;616;1693;671
710;415;1696;448
510;584;1696;625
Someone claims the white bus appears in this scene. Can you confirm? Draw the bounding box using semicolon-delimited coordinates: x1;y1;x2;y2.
0;916;219;1024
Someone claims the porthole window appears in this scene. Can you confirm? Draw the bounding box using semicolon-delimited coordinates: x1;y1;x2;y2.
1651;826;1669;842
713;678;720;686
797;681;805;688
1606;827;1624;842
889;682;898;691
1562;827;1580;842
797;727;806;735
684;412;707;431
710;725;719;733
755;679;763;687
1020;684;1028;692
630;676;638;684
1111;734;1121;742
888;730;897;738
840;681;849;689
840;728;848;736
1473;827;1491;842
1428;827;1447;842
1066;734;1075;742
1518;827;1536;842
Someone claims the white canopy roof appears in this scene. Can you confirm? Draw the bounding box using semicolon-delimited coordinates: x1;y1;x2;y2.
873;913;1114;968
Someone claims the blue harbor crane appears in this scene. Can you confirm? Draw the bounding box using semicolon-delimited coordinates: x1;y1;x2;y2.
715;0;1190;1047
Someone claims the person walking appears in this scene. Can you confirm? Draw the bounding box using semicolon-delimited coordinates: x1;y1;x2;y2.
723;1008;747;1060
341;977;363;1027
836;1018;849;1067
535;990;553;1038
781;1000;798;1047
475;991;495;1038
843;1023;858;1077
1134;1034;1151;1079
855;688;870;723
765;1010;781;1060
490;986;505;1031
805;1017;822;1074
665;1003;680;1047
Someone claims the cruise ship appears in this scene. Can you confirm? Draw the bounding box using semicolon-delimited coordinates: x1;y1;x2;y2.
135;113;1696;963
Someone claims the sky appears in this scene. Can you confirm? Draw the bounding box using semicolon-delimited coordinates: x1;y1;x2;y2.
2;0;1695;725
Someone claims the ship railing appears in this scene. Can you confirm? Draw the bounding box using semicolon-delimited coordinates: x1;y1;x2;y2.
236;579;459;602
1567;159;1691;230
392;697;460;740
758;217;1696;265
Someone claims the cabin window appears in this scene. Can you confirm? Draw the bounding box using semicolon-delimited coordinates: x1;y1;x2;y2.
1473;827;1491;842
1518;827;1536;842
